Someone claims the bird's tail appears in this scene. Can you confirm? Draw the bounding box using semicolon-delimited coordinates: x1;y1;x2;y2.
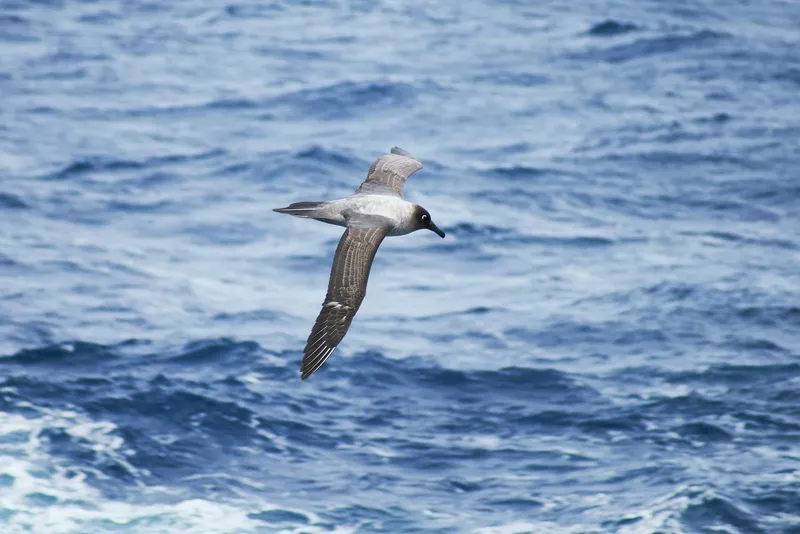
273;201;328;218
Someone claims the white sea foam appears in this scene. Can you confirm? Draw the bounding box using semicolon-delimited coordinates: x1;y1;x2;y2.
0;411;334;534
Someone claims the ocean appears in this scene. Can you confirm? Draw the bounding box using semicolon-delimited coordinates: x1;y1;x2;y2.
1;0;799;532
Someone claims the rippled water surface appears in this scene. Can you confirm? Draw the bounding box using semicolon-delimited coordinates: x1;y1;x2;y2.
2;1;800;533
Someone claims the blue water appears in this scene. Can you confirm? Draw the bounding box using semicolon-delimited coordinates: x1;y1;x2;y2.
2;0;799;532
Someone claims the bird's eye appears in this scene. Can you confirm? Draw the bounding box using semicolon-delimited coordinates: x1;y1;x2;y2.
421;214;429;221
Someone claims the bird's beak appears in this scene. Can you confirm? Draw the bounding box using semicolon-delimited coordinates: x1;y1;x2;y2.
429;221;446;238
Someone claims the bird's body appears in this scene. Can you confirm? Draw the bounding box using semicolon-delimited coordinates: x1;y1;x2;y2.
282;195;419;235
274;147;445;380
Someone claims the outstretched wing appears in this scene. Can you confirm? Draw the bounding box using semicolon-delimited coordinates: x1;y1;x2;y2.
354;147;423;198
300;221;390;380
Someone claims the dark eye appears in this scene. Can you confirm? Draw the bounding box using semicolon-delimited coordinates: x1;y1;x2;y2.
421;214;429;221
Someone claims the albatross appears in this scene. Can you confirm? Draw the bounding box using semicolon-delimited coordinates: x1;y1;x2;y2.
274;147;445;380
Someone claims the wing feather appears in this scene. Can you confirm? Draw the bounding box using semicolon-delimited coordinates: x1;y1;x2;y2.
354;147;423;198
300;224;389;380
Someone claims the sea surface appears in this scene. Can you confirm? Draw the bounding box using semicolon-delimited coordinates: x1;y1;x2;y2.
2;1;800;533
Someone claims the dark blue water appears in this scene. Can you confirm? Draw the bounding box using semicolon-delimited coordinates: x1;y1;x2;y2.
2;1;800;532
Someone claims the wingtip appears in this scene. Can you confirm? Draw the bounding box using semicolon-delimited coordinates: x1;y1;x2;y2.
299;368;316;381
390;146;416;159
299;345;338;381
300;362;319;380
299;361;322;381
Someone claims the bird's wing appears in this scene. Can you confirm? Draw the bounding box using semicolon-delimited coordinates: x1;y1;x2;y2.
300;218;391;380
354;147;423;198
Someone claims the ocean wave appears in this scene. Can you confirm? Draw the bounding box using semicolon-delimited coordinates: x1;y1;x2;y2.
270;80;424;120
2;335;798;530
682;494;763;533
0;13;38;43
471;71;550;87
0;191;29;209
575;29;729;64
44;150;226;181
584;20;640;37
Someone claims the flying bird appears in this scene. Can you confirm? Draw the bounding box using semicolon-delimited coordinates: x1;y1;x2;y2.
274;147;445;380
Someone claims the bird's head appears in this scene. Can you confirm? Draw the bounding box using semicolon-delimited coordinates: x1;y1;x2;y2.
413;205;445;238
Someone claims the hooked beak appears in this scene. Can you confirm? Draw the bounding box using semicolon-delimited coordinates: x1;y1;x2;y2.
428;221;446;238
